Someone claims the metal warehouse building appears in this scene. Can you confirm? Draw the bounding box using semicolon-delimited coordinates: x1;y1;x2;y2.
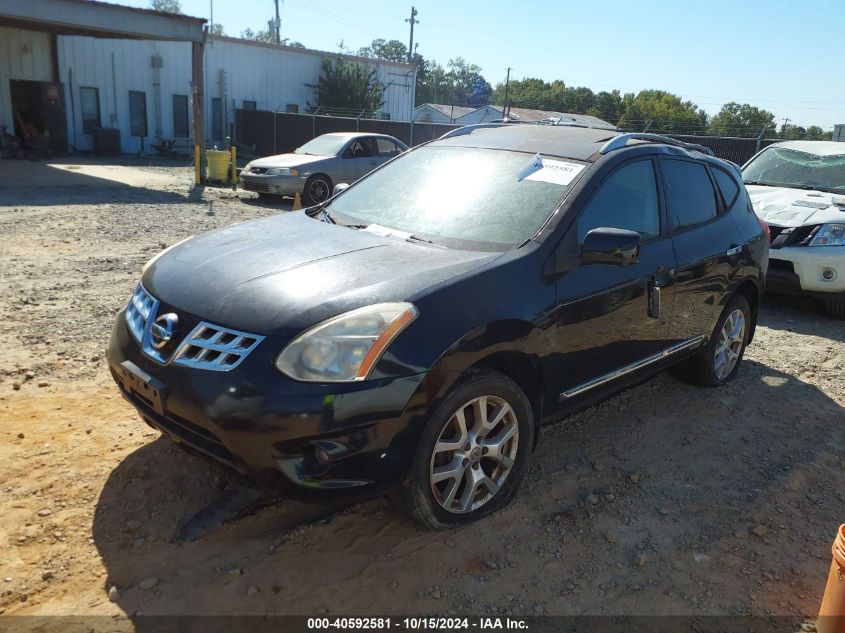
1;0;415;156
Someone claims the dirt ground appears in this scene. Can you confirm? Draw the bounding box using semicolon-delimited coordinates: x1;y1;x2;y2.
0;158;843;622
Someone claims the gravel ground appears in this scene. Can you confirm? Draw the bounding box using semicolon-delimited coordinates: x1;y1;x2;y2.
0;160;843;623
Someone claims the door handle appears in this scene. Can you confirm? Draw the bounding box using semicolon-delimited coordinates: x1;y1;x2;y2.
649;285;661;319
726;245;741;257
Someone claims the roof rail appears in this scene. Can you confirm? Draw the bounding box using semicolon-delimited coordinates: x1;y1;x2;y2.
438;123;510;140
599;133;715;156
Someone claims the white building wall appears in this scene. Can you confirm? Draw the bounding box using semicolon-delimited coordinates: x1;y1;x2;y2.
56;35;415;153
413;104;450;124
204;38;414;142
57;36;192;152
0;26;54;134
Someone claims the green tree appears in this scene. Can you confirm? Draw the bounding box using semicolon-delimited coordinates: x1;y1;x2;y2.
708;102;775;137
445;58;491;107
240;27;276;43
310;57;385;115
805;125;828;140
780;123;807;140
210;23;225;36
617;90;707;133
357;39;407;63
150;0;181;13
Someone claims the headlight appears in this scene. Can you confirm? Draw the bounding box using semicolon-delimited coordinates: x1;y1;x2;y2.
810;224;845;246
265;167;299;176
141;236;193;273
275;303;418;382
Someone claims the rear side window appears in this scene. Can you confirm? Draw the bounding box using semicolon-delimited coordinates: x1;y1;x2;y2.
712;168;740;208
376;138;400;157
662;160;718;229
576;160;660;243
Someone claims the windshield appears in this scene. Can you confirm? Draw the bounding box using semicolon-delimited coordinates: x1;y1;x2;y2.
295;135;349;156
324;146;583;250
742;147;845;192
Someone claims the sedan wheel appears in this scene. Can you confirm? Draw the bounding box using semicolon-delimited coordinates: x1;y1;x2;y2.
402;370;533;529
430;395;519;514
303;174;332;206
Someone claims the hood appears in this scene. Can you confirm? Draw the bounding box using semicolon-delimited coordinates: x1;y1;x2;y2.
747;184;845;227
246;153;328;169
143;213;499;336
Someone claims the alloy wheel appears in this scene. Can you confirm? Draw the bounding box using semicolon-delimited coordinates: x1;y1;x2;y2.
714;308;745;380
429;395;519;514
309;179;329;203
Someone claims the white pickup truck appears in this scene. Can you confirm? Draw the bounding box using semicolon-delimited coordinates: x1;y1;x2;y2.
742;140;845;318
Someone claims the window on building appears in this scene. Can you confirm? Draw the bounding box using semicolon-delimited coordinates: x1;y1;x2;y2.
128;91;147;137
79;87;100;133
661;160;719;229
172;94;189;138
576;160;660;244
286;103;299;114
211;97;223;140
379;112;391;120
242;100;257;111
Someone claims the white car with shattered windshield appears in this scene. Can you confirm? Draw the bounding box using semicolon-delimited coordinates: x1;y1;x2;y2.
742;141;845;318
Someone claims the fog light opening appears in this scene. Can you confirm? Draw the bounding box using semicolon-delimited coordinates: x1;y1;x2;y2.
821;268;836;282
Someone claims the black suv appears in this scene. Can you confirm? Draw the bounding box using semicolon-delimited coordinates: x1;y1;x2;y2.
108;126;769;528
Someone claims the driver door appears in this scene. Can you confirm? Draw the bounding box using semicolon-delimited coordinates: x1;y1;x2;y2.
548;158;678;404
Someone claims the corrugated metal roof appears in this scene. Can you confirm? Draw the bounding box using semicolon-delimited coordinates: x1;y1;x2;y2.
415;103;476;118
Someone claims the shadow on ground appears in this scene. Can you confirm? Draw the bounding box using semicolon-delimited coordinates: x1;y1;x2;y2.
92;354;844;617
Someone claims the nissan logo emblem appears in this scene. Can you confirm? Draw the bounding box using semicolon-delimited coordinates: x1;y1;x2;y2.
150;313;179;349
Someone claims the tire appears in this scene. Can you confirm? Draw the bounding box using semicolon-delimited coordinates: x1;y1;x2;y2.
303;174;332;206
819;298;845;320
674;294;751;387
401;369;534;529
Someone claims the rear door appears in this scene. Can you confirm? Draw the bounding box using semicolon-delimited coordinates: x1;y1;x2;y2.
550;158;677;400
659;158;745;341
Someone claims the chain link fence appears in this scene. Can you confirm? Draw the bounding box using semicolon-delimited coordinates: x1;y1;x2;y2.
235;108;782;165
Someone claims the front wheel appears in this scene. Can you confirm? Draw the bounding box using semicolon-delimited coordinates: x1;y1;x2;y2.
303;174;332;206
401;370;534;529
674;294;751;387
819;298;845;320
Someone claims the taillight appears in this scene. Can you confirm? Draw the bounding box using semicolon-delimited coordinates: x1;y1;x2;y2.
756;215;770;242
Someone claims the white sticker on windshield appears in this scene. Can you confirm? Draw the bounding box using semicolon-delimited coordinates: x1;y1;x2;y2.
518;153;544;181
522;157;584;186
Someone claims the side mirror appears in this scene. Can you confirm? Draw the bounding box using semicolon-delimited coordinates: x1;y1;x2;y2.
332;183;350;196
580;227;641;266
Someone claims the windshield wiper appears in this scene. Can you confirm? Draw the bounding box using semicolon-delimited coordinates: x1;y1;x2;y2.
743;180;778;187
406;234;445;248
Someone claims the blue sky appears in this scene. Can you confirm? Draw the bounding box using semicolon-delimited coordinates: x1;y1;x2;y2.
116;0;844;129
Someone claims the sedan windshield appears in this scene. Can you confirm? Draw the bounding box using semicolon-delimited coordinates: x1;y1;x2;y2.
295;135;349;156
743;147;845;193
324;146;583;250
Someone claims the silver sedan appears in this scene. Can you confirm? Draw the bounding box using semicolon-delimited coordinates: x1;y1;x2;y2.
240;132;409;205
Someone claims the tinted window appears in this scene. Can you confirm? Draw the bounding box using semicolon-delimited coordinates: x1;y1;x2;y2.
376;138;400;157
128;91;147;137
662;160;718;229
80;87;100;133
172;94;189;138
576;160;660;243
712;168;739;207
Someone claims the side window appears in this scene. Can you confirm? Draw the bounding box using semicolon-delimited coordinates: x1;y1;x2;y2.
376;138;399;157
712;167;739;208
662;160;718;229
576;160;660;244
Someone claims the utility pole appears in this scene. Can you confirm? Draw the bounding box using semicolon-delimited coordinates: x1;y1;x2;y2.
502;67;511;118
274;0;281;44
406;7;418;65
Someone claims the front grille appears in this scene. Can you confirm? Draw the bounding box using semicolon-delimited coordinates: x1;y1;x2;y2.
172;323;264;371
242;180;271;193
123;283;264;372
769;224;819;249
248;167;269;174
125;284;158;343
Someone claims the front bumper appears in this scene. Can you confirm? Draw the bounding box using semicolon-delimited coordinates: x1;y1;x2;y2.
767;245;845;297
239;173;307;196
107;308;431;497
